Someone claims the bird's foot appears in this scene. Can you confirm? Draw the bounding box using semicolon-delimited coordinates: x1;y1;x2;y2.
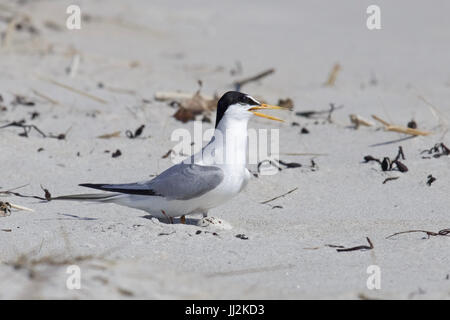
196;217;232;230
160;210;174;224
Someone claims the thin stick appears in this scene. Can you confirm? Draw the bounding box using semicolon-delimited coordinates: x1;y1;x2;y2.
385;125;431;136
37;76;108;104
336;237;374;252
386;228;450;239
350;114;374;128
0;184;29;194
103;86;136;95
382;176;399;184
32;89;59;105
372;115;431;136
233;68;275;90
279;152;328;156
260;187;298;205
97;131;121;139
9;203;34;212
0;190;47;201
154;91;213;102
68;54;80;78
324;63;341;86
371;115;391;126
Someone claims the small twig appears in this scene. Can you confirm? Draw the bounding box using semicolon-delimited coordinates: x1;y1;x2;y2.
38;76;108;104
161;149;173;159
426;174;436;186
371;115;391;126
68;54;80;78
350;114;374;129
9;203;34;212
0;189;47;201
97;131;121;139
336;237;374;252
233;68;275;91
257;160;282;174
324;63;341;87
154;91;213;102
386;228;450;239
372;115;431;136
382;176;399;184
295;105;344;119
0;120;47;138
277;160;302;168
260;187;298;205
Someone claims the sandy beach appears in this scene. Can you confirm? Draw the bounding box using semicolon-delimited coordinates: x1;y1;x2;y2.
1;0;450;299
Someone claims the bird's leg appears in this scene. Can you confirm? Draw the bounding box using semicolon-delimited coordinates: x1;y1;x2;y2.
180;215;186;224
161;210;173;224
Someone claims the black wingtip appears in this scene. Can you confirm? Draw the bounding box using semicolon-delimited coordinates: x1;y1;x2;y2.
79;183;161;196
79;183;106;190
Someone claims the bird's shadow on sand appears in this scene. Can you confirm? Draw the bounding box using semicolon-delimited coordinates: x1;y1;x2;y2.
39;213;98;221
140;214;199;226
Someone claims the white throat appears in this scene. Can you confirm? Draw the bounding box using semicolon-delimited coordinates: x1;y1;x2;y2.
198;114;249;167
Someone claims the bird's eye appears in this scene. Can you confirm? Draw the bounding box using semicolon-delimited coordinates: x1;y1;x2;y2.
242;96;258;106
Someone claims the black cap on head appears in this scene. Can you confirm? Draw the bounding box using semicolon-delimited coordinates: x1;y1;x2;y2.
215;91;260;128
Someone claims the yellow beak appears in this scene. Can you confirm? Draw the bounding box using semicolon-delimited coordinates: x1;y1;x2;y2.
248;104;288;122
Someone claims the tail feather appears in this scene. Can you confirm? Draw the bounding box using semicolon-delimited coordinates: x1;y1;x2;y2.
52;193;121;202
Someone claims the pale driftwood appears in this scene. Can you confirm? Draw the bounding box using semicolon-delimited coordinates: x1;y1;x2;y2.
372;115;431;136
154;91;213;102
324;63;341;86
350;114;374;128
9;203;34;212
97;131;121;139
371;115;390;126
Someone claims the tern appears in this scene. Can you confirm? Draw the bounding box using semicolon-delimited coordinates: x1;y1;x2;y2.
55;91;287;223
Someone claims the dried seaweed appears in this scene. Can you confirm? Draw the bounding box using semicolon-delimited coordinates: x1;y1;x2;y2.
420;142;450;159
386;228;450;240
125;124;145;139
111;149;122;158
363;146;408;173
0;120;68;139
335;237;374;252
382;176;399;184
426;174;436;186
235;234;249;240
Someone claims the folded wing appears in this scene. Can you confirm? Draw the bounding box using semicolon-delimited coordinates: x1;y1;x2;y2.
80;163;224;201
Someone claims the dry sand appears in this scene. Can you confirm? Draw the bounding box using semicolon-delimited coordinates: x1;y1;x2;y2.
1;0;450;299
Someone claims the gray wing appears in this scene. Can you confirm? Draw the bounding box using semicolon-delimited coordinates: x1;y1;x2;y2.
79;163;224;201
